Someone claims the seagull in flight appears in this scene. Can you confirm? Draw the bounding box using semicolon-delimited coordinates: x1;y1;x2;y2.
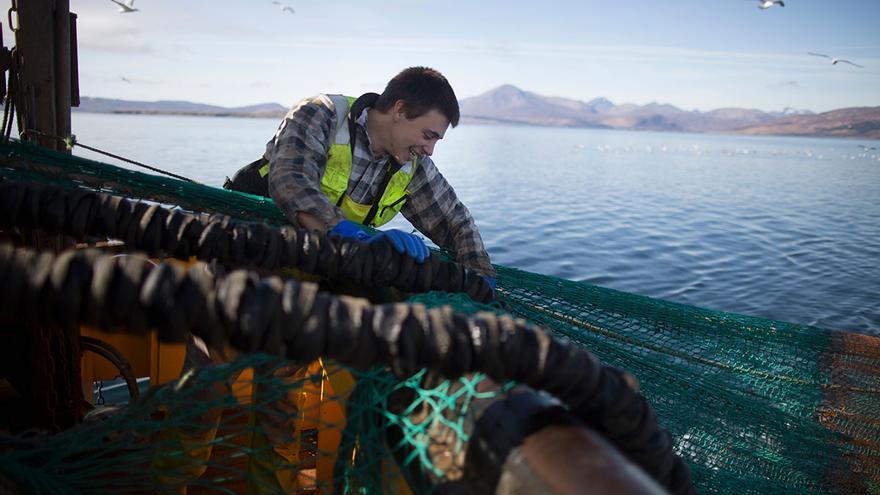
272;1;295;14
110;0;138;13
119;76;132;83
749;0;784;9
808;52;864;68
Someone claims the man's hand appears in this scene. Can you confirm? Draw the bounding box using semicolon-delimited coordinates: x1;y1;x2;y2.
329;220;429;263
368;230;429;263
328;219;371;242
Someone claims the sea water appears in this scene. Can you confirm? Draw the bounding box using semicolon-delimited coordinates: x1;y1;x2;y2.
70;112;880;335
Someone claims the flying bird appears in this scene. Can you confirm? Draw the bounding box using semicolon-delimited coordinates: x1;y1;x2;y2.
119;76;132;83
808;52;864;68
272;1;295;13
749;0;784;9
110;0;138;13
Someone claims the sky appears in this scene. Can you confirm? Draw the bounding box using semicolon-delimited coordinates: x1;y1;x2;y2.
5;0;880;112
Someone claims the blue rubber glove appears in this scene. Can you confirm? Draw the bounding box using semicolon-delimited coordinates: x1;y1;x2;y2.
369;230;429;263
330;220;429;263
479;275;497;290
329;219;371;242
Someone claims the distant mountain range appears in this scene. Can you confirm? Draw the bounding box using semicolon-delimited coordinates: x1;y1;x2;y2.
459;85;880;139
76;97;288;118
76;89;880;139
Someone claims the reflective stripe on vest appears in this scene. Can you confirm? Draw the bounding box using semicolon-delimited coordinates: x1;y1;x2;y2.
320;94;417;227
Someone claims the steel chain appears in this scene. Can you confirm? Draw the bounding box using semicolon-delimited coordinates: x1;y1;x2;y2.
41;325;61;431
56;323;74;427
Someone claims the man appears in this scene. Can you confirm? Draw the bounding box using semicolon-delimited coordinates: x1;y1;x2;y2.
225;66;496;286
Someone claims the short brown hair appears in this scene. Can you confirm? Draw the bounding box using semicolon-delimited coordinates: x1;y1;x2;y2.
374;67;460;127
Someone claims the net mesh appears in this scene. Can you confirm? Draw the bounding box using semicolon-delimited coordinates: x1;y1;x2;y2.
1;139;878;494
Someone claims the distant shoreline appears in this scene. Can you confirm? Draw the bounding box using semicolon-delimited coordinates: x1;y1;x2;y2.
72;109;285;119
75;92;880;139
73;108;880;141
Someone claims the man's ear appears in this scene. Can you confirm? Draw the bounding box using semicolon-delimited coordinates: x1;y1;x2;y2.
392;100;407;121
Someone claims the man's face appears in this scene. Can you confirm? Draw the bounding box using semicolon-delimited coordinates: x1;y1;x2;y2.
389;104;449;164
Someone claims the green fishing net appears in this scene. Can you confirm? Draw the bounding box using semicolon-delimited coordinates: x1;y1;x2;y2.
0;139;877;494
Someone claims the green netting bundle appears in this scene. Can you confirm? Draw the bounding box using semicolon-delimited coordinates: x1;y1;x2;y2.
1;353;506;494
0;139;878;495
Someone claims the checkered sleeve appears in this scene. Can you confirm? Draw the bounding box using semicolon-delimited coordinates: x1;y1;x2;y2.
265;95;346;229
402;157;496;278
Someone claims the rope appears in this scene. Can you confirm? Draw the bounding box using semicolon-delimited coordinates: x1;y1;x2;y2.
0;180;495;302
0;243;695;494
19;129;198;184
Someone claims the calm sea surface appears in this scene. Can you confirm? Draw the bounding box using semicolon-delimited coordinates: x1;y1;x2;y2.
70;112;880;335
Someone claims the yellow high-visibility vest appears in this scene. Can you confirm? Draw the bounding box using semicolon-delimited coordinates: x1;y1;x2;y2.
260;94;417;227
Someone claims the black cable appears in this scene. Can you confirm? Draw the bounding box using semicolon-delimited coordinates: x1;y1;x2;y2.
14;129;198;184
71;141;197;184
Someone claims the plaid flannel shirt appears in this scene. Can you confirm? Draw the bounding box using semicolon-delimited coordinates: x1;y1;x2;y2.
265;94;495;277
